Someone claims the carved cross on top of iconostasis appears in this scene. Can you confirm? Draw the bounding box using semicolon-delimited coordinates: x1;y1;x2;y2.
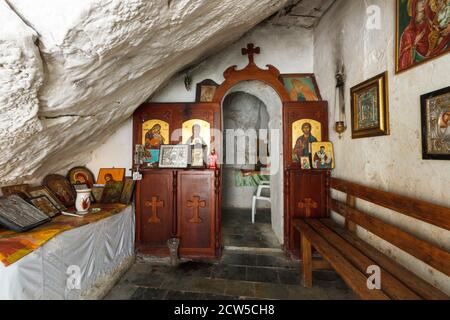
241;43;260;65
187;196;206;223
145;196;164;223
298;198;318;218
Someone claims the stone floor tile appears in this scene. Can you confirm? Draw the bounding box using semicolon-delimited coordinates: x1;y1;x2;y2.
224;279;256;297
165;290;203;300
131;287;168;300
246;266;279;283
212;264;247;281
221;253;258;266
103;283;138;300
278;269;301;285
253;282;290;300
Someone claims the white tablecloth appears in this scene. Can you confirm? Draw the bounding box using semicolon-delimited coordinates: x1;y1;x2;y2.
0;206;135;300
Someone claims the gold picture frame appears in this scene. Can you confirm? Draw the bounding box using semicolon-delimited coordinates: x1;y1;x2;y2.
350;72;390;139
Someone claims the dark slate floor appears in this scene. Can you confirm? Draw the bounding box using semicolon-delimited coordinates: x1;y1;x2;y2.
104;251;356;300
222;208;281;249
104;209;356;300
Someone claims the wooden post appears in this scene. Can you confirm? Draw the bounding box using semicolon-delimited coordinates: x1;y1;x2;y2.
301;234;313;288
345;194;357;233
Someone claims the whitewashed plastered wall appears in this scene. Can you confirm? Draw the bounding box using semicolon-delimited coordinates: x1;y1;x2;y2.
314;0;450;294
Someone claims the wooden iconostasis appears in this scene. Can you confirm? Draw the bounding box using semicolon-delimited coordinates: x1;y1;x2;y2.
133;103;222;257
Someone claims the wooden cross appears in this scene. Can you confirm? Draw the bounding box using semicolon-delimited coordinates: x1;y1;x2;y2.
145;196;164;224
298;198;318;218
241;43;260;64
187;196;206;223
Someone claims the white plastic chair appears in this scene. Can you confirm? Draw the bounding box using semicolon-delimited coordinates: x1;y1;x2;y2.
251;181;270;224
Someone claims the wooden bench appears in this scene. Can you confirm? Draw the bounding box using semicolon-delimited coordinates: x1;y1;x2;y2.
293;178;450;300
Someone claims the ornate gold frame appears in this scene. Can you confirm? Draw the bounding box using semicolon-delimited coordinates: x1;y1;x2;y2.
350;71;390;139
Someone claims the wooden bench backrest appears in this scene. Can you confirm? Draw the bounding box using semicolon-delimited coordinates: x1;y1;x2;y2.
330;178;450;277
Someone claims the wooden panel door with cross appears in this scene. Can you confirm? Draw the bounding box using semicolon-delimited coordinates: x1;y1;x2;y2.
177;170;216;257
286;169;330;253
137;170;175;254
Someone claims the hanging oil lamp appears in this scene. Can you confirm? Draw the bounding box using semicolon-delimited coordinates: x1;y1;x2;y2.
334;62;347;139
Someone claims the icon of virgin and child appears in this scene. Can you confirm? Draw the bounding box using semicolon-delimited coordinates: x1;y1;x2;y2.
293;122;318;163
144;124;165;164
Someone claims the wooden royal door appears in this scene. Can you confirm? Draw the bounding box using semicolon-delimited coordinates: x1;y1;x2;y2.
177;170;217;258
136;170;175;255
285;169;330;253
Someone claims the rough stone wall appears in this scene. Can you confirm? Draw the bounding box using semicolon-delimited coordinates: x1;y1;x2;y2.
222;92;270;210
0;0;288;185
314;0;450;294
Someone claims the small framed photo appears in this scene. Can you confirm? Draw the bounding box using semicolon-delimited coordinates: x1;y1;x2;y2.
421;86;450;160
350;71;389;139
196;79;219;102
96;168;126;185
311;142;335;170
91;185;105;203
190;146;206;168
43;174;76;208
28;185;66;211
29;195;59;218
300;157;311;170
120;177;136;205
159;145;189;168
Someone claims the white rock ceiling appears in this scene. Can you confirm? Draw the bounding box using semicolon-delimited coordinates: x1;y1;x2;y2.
0;0;333;185
270;0;336;28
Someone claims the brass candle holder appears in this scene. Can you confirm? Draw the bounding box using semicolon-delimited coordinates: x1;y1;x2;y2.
334;121;347;139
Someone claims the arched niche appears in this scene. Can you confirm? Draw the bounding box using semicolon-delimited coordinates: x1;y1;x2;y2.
222;81;285;244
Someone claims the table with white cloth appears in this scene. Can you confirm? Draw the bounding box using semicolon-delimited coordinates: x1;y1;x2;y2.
0;205;135;300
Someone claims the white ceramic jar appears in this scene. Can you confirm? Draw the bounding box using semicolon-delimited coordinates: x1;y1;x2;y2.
75;188;91;214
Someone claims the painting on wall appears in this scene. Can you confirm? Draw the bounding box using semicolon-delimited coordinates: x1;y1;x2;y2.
280;74;322;102
350;72;390;139
421;86;450;159
196;79;219;102
96;168;126;185
142;119;169;166
292;119;322;163
311;142;335;169
396;0;450;73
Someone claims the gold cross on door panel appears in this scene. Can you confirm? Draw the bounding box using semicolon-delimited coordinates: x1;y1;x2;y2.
145;196;164;224
187;196;206;223
298;198;318;218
